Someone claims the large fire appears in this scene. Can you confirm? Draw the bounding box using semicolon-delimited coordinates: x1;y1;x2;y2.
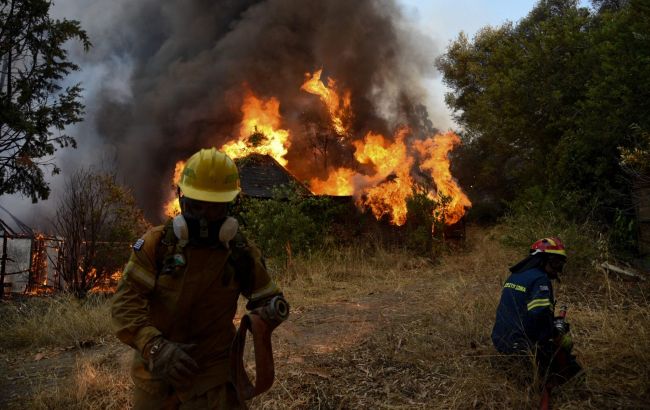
162;68;471;228
222;89;290;166
413;132;472;225
309;127;470;227
301;69;352;136
309;167;356;196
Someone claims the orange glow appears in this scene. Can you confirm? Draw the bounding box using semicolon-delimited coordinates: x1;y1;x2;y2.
163;161;185;218
354;129;414;226
310;167;356;196
359;170;413;226
89;269;123;294
413;132;472;225
222;90;290;166
310;129;416;225
353;129;410;179
158;69;472;231
301;69;351;135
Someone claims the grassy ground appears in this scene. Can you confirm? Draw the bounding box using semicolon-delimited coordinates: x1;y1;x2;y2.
1;225;648;409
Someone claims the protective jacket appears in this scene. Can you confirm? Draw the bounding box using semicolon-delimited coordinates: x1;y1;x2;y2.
111;221;281;401
491;267;555;353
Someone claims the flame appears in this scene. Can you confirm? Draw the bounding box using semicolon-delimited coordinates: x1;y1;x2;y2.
301;69;351;135
89;269;123;294
310;129;415;225
310;168;356;196
111;270;123;281
222;89;290;166
353;129;411;179
158;69;471;230
24;232;54;295
354;129;414;225
413;132;472;225
163;161;185;218
360;172;413;226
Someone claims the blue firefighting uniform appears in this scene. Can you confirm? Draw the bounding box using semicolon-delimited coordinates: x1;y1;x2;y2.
491;267;555;353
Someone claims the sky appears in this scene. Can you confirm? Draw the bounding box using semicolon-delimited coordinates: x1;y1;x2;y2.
0;0;591;228
397;0;590;129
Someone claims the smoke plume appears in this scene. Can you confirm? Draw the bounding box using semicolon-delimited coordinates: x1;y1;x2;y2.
54;0;440;221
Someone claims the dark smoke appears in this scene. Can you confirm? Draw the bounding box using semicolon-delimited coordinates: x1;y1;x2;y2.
88;0;438;221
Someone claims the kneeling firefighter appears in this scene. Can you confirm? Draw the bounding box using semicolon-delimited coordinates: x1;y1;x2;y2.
491;238;582;393
111;148;289;409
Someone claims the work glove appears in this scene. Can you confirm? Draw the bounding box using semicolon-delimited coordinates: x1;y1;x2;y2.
145;337;199;387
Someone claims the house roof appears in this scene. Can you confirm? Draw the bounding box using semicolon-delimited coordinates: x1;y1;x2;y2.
0;205;34;238
235;154;311;198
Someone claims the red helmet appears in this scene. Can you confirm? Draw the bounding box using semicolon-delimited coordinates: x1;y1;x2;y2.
530;237;567;257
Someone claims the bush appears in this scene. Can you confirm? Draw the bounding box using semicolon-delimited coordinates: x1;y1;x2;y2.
498;189;606;275
404;187;451;256
234;183;345;259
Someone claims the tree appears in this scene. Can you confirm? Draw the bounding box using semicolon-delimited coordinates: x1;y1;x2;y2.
438;1;592;208
0;0;90;202
234;183;341;259
437;0;650;235
52;167;148;297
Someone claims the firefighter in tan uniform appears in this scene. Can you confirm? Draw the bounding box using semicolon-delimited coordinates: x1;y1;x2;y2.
111;148;287;409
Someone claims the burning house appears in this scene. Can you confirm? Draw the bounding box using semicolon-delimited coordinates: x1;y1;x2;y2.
0;205;64;297
73;0;472;233
161;72;471;234
236;154;310;199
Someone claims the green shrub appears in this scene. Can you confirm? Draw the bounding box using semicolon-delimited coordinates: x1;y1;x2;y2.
234;183;345;259
402;184;460;259
498;189;606;275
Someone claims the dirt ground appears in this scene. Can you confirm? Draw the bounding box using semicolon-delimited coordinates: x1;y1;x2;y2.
0;285;419;408
0;265;449;407
1;235;648;409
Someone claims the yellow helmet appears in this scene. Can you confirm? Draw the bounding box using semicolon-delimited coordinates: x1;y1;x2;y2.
178;148;241;202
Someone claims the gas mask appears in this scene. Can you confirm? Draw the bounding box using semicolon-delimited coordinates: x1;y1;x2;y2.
178;197;238;246
185;216;222;245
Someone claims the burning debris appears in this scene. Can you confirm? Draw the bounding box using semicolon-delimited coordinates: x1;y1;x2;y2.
88;269;123;294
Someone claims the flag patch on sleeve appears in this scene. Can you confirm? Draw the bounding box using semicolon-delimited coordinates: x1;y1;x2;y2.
133;238;145;251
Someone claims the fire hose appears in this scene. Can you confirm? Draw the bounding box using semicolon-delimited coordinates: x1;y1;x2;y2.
231;296;289;405
540;305;583;410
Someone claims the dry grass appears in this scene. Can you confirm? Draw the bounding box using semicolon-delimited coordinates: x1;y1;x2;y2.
256;226;650;409
0;294;113;348
3;225;649;409
27;343;132;410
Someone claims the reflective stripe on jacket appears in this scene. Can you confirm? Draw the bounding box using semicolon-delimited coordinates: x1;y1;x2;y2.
491;267;555;353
